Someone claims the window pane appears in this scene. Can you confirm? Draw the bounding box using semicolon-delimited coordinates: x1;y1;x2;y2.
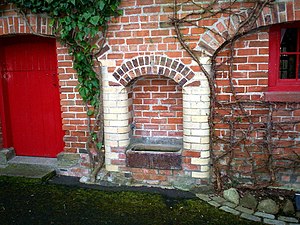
280;54;296;79
280;28;298;52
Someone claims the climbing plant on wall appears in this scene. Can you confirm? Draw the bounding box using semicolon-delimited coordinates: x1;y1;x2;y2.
6;0;121;181
171;0;300;191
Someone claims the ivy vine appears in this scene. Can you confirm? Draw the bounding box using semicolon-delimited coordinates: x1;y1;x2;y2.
9;0;121;109
5;0;121;180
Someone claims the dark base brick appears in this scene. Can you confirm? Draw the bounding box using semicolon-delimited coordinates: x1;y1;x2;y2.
126;151;182;170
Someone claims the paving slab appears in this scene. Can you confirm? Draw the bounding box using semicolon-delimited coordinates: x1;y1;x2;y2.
0;163;56;180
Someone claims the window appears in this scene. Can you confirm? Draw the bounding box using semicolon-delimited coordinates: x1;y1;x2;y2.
269;23;300;91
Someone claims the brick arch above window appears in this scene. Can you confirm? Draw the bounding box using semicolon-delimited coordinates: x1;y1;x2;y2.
110;55;198;87
196;1;300;56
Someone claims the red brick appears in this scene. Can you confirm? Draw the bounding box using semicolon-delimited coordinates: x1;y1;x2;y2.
159;125;176;130
161;99;176;104
144;124;159;130
134;105;150;110
135;93;151;98
152;80;168;85
143;6;161;14
160;112;175;117
237;49;257;55
124;8;142;15
249;41;268;47
151;131;168;136
126;38;143;45
143;112;158;117
168;118;183;124
120;0;135;7
152;93;167;98
143;99;158;104
151;118;167;124
248;56;268;63
152;106;168;110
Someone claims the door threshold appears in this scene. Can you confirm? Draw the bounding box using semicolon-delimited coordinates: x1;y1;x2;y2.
8;156;57;168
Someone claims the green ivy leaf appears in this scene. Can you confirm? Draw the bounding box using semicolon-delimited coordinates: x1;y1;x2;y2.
87;109;94;116
99;0;105;10
89;16;100;26
96;142;102;150
83;12;91;21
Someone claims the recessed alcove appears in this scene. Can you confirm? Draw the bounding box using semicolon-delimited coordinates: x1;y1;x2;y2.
102;55;211;187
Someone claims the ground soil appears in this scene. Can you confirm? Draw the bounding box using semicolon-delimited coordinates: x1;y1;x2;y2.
0;176;263;225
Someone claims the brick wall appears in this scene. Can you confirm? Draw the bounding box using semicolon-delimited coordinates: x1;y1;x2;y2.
1;0;300;188
130;75;183;139
213;30;300;187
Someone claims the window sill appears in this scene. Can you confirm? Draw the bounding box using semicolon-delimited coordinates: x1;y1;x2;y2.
264;92;300;102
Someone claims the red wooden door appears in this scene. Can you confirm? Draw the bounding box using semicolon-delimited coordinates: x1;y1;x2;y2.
0;35;64;157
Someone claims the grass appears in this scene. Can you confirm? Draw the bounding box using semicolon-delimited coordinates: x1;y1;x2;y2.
0;176;262;225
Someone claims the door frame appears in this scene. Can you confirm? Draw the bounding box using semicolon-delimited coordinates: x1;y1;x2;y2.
0;35;64;156
0;40;12;148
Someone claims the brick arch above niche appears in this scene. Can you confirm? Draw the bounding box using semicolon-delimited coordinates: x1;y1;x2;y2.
110;55;200;87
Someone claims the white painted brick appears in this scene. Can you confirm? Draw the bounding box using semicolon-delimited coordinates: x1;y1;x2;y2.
191;129;209;136
200;109;209;116
105;133;129;140
109;120;128;127
183;108;201;115
192;171;210;179
106;164;119;172
201;165;210;172
184;129;191;135
104;114;118;120
183;94;201;102
105;146;111;153
119;140;130;147
201;95;210;102
183;101;191;108
104;101;117;107
104;127;118;133
200;136;210;144
183;115;192;122
191;158;210;165
184;136;201;143
201;123;210;129
117;113;129;120
105;107;128;114
191;116;209;123
190;144;203;150
201;150;210;158
105;157;111;165
98;59;116;67
106;152;119;160
183;122;201;129
191;87;209;95
116;100;128;107
105;140;119;147
117;93;129;99
183;142;191;149
190;101;210;109
118;126;130;134
104;120;110;127
103;87;123;94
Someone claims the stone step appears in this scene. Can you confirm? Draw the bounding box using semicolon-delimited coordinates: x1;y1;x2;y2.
0;163;56;180
8;156;57;167
0;156;57;181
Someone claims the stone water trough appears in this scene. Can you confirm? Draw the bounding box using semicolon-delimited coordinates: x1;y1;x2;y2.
126;138;182;170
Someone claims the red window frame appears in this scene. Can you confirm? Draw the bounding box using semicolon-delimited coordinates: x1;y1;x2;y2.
269;23;300;92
